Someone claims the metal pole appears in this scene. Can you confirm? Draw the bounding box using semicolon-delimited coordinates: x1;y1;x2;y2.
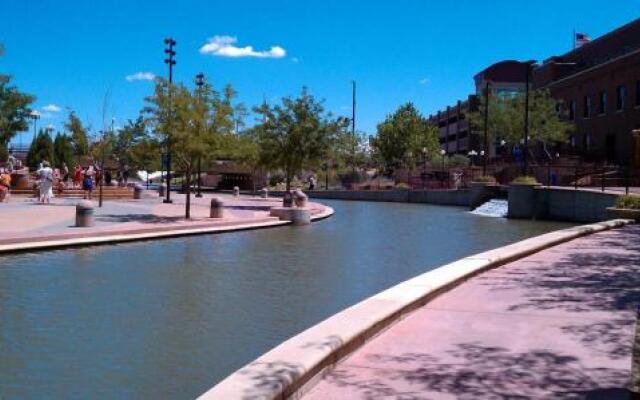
195;73;204;198
523;63;530;176
483;81;490;176
351;80;356;174
164;37;176;204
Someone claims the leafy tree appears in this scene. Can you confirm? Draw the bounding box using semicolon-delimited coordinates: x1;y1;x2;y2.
111;116;148;166
26;130;54;169
65;112;89;158
468;89;573;150
53;133;74;169
253;88;348;191
0;74;35;160
370;103;439;171
144;78;215;218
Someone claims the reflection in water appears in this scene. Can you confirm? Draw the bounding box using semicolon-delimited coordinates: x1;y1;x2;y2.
0;200;573;399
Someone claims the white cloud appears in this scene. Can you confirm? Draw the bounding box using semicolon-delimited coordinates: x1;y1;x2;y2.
200;36;286;58
42;104;62;112
126;72;156;82
418;78;430;85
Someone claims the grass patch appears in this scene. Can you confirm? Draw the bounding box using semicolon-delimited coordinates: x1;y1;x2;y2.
512;175;539;185
615;194;640;210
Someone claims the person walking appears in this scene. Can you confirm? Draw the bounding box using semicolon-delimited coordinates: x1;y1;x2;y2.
83;166;95;200
62;162;70;188
74;165;83;189
38;161;54;204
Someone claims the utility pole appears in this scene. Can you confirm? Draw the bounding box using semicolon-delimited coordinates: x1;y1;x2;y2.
523;61;535;175
195;73;205;198
163;37;176;204
351;80;356;174
483;81;490;175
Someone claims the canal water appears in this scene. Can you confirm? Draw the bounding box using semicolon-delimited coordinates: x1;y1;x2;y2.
0;200;573;399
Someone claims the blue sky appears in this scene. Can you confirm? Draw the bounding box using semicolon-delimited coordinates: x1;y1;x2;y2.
2;0;638;146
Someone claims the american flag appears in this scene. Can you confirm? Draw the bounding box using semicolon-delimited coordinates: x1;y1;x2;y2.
575;32;591;47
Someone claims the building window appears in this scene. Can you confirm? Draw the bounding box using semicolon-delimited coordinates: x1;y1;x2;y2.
636;80;640;106
569;100;576;120
599;90;607;114
616;85;626;111
583;96;591;118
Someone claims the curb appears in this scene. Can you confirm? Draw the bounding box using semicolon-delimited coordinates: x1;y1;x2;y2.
0;206;334;254
198;218;633;400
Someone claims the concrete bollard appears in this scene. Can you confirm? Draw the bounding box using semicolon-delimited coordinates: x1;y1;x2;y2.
282;191;293;207
233;186;240;197
210;197;225;218
75;200;95;227
260;187;269;199
133;184;143;199
293;189;308;208
270;207;311;225
158;183;166;197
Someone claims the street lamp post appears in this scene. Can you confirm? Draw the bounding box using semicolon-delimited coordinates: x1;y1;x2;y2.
523;60;536;175
195;72;205;198
483;81;490;176
421;147;427;190
440;149;446;188
30;110;40;143
163;37;176;204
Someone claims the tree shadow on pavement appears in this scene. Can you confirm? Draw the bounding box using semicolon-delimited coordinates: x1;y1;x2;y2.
325;343;632;399
95;214;184;224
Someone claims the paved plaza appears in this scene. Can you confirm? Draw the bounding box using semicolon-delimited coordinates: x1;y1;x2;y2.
0;191;327;248
304;224;640;399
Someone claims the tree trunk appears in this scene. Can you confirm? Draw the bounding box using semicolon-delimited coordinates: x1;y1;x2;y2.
285;168;291;192
185;167;191;219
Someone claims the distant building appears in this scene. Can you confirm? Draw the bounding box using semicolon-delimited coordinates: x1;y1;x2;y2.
429;18;640;166
533;18;640;164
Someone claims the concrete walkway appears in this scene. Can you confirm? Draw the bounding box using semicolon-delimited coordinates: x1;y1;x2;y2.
304;224;640;399
0;191;329;251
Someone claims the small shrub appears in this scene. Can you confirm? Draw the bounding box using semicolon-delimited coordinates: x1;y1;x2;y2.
394;182;410;190
472;175;496;184
512;175;539;185
615;194;640;210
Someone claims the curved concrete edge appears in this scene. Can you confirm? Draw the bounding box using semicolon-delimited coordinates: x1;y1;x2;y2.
0;206;335;254
199;218;634;400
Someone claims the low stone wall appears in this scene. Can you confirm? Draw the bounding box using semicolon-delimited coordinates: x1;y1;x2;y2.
199;219;632;400
508;186;620;222
271;189;472;207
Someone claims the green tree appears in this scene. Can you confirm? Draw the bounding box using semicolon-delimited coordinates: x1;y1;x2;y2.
0;74;35;160
370;103;439;171
65;112;89;158
53;133;74;169
111;116;148;165
144;78;216;218
468;89;573;149
254;88;347;191
26;130;54;169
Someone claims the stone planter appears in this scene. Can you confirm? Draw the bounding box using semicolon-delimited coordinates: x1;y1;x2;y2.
507;183;541;219
606;207;640;221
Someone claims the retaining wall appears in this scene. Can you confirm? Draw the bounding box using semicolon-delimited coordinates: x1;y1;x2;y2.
271;189;472;207
508;186;620;222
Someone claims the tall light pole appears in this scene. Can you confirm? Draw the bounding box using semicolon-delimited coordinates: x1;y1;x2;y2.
163;37;176;204
483;81;490;175
351;80;356;174
523;60;536;175
195;72;205;198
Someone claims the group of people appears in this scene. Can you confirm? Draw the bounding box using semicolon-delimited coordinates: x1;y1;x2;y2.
35;160;131;202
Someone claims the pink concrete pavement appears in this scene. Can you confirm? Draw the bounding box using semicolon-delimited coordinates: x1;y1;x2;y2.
0;191;328;248
304;225;640;399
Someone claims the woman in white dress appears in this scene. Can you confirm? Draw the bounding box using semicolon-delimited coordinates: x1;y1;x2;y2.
38;161;54;204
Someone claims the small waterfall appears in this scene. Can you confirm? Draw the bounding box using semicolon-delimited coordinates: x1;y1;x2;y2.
470;199;508;218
